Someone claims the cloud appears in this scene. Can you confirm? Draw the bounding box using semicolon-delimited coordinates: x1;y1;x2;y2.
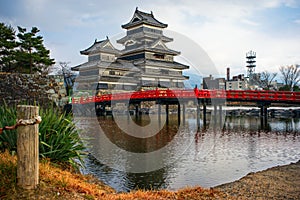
0;0;299;76
142;0;300;75
294;19;300;24
240;19;260;26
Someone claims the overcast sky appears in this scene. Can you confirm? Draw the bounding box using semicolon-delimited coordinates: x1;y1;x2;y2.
1;0;300;77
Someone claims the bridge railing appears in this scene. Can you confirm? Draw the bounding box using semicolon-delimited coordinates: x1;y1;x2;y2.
72;89;300;104
225;90;300;102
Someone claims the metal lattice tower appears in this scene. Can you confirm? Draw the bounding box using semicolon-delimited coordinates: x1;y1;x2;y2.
246;50;256;78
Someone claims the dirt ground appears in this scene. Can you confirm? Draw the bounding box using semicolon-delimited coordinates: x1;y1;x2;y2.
215;160;300;199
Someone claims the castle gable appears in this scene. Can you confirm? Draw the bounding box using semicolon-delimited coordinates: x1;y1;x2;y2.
122;8;167;29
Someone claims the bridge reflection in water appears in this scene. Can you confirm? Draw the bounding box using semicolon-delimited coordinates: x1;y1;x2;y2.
77;111;300;192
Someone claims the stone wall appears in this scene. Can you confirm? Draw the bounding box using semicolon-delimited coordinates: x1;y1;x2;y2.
0;73;68;107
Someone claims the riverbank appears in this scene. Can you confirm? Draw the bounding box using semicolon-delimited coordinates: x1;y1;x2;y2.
215;160;300;199
0;151;299;199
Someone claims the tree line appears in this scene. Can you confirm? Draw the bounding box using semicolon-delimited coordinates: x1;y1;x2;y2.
278;65;300;91
258;65;300;91
0;23;55;74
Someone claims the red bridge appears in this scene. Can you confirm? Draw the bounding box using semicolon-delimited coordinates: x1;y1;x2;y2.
72;89;300;105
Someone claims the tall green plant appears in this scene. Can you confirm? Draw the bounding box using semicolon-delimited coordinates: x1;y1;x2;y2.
0;103;17;152
39;107;86;169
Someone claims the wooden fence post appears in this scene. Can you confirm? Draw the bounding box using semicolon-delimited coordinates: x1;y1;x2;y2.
17;105;39;189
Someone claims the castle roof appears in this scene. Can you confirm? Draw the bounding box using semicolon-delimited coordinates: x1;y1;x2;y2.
134;59;189;70
119;39;180;57
80;37;120;55
117;33;173;44
71;59;140;72
122;8;167;29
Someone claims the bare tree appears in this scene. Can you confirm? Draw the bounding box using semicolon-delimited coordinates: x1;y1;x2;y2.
260;71;277;90
59;62;76;96
279;65;300;91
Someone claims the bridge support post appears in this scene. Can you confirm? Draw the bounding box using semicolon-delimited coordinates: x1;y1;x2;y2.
103;105;106;117
219;104;223;128
111;105;114;120
260;106;268;117
158;103;161;128
258;102;269;130
166;104;169;125
182;103;186;126
260;106;263;117
197;101;200;130
135;104;139;119
127;104;130;123
213;104;217;126
178;103;181;125
203;101;207;129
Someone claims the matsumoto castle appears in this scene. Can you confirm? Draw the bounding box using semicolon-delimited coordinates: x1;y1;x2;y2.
72;8;189;94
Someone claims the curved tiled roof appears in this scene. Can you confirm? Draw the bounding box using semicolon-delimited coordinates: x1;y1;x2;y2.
80;37;120;55
122;8;167;29
117;32;173;44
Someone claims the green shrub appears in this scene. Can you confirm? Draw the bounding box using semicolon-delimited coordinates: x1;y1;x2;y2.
0;104;85;169
0;103;17;153
39;107;86;169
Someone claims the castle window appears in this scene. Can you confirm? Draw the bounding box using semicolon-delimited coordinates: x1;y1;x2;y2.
144;27;162;34
97;83;108;89
154;53;165;59
88;54;100;62
161;69;168;75
109;71;115;75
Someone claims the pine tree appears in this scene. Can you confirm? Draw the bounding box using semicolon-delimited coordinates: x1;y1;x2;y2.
16;26;55;74
0;23;16;72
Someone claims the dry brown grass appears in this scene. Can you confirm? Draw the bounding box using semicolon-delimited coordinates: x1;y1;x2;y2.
110;187;232;200
2;150;298;200
0;151;232;199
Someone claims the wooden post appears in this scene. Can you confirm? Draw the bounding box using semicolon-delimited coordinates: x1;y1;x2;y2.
17;105;39;190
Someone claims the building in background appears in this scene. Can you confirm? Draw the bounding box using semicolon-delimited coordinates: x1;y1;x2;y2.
202;75;225;89
226;73;248;90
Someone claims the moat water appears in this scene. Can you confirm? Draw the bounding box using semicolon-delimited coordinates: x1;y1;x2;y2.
77;110;300;192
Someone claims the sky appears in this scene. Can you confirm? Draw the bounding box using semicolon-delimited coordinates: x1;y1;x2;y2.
1;0;300;79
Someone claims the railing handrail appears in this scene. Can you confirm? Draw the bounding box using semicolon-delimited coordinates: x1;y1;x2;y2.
72;89;300;104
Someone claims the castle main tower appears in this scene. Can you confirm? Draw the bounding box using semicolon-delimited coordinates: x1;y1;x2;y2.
117;8;189;89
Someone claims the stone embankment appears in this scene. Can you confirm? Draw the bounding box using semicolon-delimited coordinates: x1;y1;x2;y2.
0;73;67;107
226;107;300;118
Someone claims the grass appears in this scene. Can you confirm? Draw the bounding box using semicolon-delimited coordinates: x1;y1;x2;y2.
0;102;17;152
38;106;86;170
0;151;232;200
0;151;114;199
